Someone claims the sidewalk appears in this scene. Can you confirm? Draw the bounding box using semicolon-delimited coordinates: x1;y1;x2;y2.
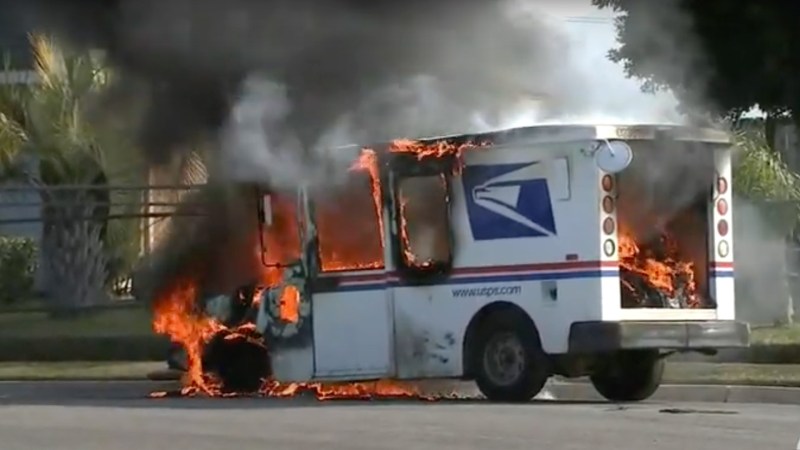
544;381;800;406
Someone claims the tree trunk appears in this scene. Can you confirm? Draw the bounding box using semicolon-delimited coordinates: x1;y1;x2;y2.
764;114;777;152
40;189;109;317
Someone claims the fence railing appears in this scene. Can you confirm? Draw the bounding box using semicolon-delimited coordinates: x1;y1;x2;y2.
0;183;211;301
0;183;208;225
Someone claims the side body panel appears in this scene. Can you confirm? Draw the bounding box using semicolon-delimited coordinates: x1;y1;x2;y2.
392;141;611;379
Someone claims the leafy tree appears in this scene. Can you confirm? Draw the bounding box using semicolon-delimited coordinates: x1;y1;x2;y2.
592;1;800;130
0;34;145;314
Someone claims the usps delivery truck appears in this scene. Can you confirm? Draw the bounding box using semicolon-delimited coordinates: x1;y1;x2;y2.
209;123;750;402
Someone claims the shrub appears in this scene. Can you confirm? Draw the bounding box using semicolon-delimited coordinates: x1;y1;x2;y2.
0;236;37;304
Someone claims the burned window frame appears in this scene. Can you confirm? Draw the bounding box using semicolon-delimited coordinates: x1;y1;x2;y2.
389;154;456;283
256;188;305;269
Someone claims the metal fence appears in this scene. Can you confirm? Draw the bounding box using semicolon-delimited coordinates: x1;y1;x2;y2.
0;183;207;301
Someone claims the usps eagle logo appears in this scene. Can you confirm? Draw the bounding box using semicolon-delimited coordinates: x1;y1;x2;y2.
462;162;558;240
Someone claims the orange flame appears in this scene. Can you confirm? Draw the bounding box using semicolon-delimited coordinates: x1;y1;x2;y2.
390;138;479;160
618;224;699;307
259;193;302;286
260;378;432;400
350;148;384;246
152;279;223;395
278;285;300;323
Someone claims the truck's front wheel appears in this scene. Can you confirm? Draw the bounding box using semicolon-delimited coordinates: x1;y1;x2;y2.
473;311;550;402
589;350;664;402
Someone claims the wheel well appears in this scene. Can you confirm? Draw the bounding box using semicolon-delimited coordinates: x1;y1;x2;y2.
461;301;540;379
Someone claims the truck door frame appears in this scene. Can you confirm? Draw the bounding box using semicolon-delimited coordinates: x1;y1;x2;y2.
385;152;460;379
386;152;458;285
304;169;396;380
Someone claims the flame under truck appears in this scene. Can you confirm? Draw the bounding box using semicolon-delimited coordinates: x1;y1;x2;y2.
199;123;750;402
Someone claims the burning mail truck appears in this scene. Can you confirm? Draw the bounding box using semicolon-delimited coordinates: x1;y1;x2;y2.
191;123;749;402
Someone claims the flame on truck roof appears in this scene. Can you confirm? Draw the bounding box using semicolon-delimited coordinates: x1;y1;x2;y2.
335;123;731;158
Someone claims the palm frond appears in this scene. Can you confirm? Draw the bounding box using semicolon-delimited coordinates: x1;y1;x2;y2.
0;72;33;183
732;129;800;202
30;33;64;89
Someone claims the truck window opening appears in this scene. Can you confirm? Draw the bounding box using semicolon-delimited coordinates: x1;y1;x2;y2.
397;174;452;270
616;141;714;309
314;172;385;272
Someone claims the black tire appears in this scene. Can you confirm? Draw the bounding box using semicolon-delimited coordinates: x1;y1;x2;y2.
589;350;664;402
472;310;550;402
166;284;258;373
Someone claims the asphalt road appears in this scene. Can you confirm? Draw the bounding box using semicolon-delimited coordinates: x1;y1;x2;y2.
0;381;797;450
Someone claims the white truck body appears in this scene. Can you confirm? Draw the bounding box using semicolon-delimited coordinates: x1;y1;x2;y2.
254;123;747;393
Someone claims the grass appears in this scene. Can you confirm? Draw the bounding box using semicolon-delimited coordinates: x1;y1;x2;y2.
0;305;154;338
751;323;800;345
0;305;168;362
0;361;164;380
664;362;800;388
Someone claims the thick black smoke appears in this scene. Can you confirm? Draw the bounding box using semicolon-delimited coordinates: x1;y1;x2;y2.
7;0;576;299
7;0;572;176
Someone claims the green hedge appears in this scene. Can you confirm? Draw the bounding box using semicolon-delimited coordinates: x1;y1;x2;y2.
0;335;169;362
0;237;37;305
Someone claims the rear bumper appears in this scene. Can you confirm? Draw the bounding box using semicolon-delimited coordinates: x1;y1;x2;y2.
568;320;750;353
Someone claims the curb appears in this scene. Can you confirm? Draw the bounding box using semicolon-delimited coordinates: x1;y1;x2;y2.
671;344;800;364
545;381;800;406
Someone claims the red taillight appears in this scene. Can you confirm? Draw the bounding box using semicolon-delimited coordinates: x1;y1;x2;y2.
716;198;728;215
717;176;728;195
602;196;615;214
602;217;615;235
601;174;614;192
717;219;729;237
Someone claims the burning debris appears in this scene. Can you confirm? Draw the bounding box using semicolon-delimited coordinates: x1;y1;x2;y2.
618;225;701;308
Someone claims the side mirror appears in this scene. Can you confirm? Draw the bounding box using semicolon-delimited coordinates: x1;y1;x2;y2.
261;195;273;226
594;140;633;174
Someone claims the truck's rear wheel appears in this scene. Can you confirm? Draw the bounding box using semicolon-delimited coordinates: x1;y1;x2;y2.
473;311;550;402
589;350;664;402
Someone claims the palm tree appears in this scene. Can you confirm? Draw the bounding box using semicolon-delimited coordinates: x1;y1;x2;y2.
0;34;146;315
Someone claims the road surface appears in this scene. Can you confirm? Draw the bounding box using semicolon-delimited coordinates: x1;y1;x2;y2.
0;381;797;450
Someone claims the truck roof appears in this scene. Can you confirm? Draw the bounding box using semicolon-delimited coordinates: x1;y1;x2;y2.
414;123;731;148
330;123;731;159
